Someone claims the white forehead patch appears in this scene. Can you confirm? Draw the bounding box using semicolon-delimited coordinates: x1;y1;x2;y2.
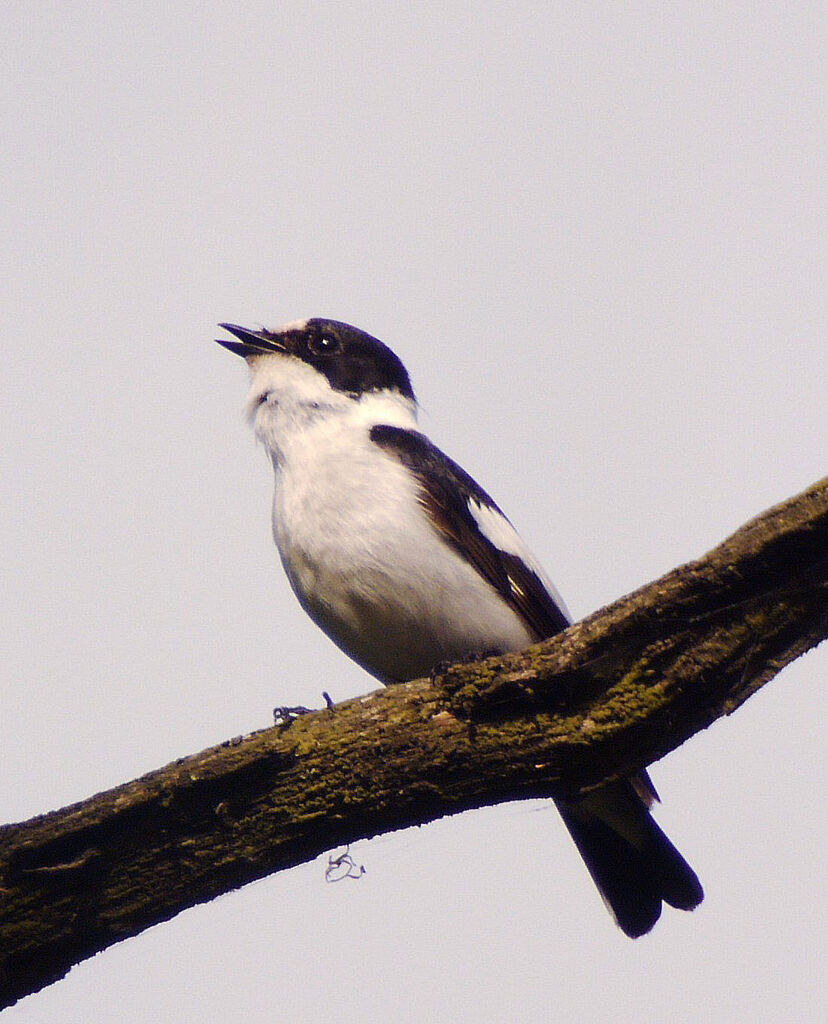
272;317;309;333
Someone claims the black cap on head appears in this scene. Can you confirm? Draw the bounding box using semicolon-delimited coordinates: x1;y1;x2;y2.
217;319;415;402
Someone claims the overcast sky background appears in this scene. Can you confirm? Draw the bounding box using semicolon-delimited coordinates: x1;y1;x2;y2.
1;3;825;1022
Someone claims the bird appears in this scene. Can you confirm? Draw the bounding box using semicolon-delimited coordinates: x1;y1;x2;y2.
217;317;704;937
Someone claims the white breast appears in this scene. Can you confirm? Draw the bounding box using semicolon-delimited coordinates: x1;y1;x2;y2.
268;412;535;683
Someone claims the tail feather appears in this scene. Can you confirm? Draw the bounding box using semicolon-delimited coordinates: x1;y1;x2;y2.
556;779;703;938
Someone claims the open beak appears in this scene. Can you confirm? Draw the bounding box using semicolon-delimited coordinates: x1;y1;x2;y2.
216;323;288;358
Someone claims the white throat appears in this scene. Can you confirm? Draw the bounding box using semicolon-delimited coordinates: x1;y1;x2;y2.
245;353;419;466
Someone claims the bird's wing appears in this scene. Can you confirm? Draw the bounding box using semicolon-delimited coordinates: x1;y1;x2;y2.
371;428;661;811
370;425;571;640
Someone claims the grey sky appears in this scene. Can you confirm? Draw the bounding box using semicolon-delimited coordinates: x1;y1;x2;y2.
1;3;825;1021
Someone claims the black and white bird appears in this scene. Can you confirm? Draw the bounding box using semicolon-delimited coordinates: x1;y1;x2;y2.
217;317;703;937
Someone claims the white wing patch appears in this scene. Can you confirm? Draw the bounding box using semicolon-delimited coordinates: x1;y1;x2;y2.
467;498;572;624
468;499;530;559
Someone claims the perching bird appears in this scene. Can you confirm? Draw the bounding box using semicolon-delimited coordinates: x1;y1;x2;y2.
217;317;703;937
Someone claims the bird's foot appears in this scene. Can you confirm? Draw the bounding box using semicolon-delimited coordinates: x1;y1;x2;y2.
273;692;336;729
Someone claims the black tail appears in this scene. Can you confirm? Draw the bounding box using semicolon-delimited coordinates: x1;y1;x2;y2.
556;780;703;938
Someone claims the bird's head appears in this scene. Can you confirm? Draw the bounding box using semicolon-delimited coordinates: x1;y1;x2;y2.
217;318;418;446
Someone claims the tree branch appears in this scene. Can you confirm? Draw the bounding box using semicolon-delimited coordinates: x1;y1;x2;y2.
1;478;825;1008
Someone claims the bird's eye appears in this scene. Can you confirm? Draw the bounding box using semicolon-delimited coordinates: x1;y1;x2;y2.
309;334;341;355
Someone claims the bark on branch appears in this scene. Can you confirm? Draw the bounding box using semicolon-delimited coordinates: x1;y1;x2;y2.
1;478;826;1008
